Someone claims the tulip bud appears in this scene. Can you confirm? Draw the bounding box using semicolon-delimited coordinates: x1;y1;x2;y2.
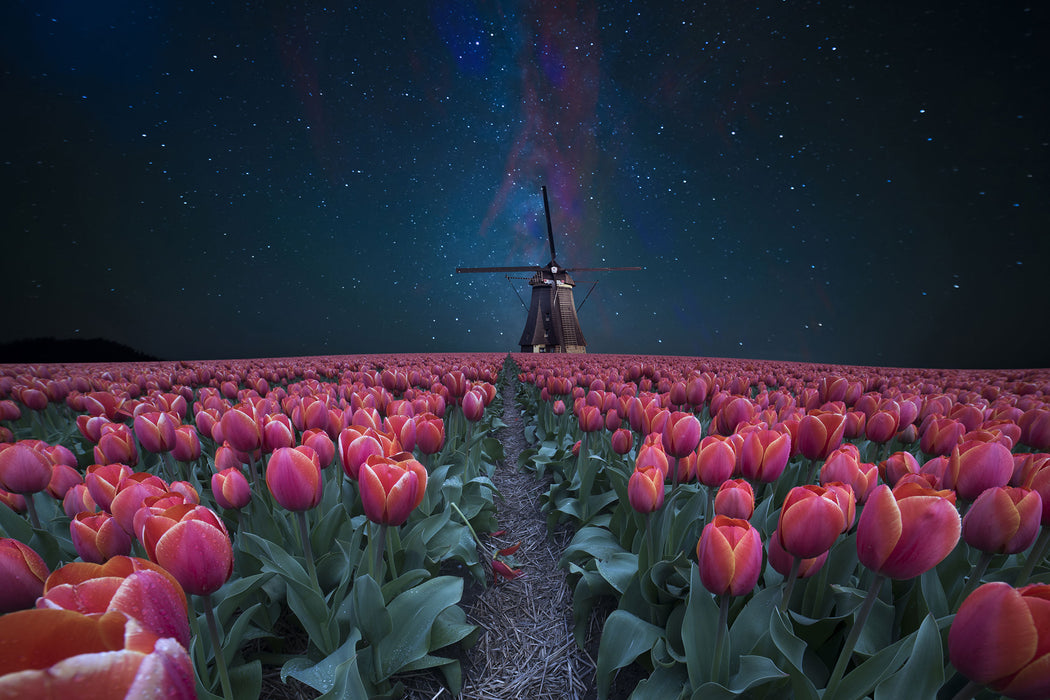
949;582;1050;700
266;446;324;512
610;428;633;456
797;411;846;461
70;512;133;563
627;465;665;513
577;404;603;433
133;411;179;454
714;479;755;520
777;485;847;559
696;516;763;597
737;429;791;483
359;453;428;526
962;486;1042;555
171;425;201;462
661;411;702;458
211;467;251;510
0;442;54;496
857;482;960;579
695;436;736;488
462;389;485;422
878;451;920;488
139;504;233;596
943;440;1014;502
0;538;49;613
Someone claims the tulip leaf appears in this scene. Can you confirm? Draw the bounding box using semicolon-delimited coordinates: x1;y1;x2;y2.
215;572;274;628
919;566;949;620
873;613;943;700
596;551;640;595
349;574;392;646
595;609;665;700
0;496;34;541
222;602;265;669
729;585;780;658
376;575;464;681
681;567;720;688
228;660;262;700
769;608;819;700
284;628;370;700
630;664;689;699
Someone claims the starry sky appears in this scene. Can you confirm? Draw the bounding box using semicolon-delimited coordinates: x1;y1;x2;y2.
2;1;1047;369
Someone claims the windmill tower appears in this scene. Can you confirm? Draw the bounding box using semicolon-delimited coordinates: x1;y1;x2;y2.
457;186;640;353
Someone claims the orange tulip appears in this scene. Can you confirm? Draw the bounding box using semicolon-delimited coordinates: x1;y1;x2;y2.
696;516;763;597
949;582;1050;700
0;608;195;699
359;453;428;526
413;412;445;455
857;482;960;579
627;465;665;513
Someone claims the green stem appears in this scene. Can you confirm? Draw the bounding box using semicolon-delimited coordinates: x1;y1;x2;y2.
705;485;715;525
371;522;388;583
779;555;802;612
824;573;886;698
202;594;234;700
296;510;318;585
711;593;730;685
1017;526;1050;586
954;551;993;610
22;493;41;529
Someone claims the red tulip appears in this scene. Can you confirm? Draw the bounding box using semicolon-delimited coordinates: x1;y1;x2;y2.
696;516;763;597
949;582;1050;700
170;425;201;462
611;428;633;456
0;608;195;698
857;482;960;579
661;411;702;458
359;453;428;526
627;465;665;513
414;412;445;455
962;486;1042;555
261;413;296;453
0;442;53;495
635;433;669;477
797;411;846;461
94;424;138;466
878;451;920;488
777;485;847;559
109;473;168;534
577;404;603;433
211;467;251;510
865;408;900;443
1019;408;1050;451
819;445;877;503
38;555;189;648
715;396;755;436
714;479;755;520
552;399;566;416
71;512;133;563
384;414;417;453
767;527;827;579
63;483;98;518
463;389;485;422
919;417;966;457
133;411;178;454
0;538;49;613
219;403;262;453
943;440;1014;502
139;504;233;596
85;462;134;512
694;436;736;488
339;427;386;480
266;446;323;512
737;429;791;483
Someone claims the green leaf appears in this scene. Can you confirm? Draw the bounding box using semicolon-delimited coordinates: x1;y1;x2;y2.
769;608;819;700
874;614;944;700
729;585;780;657
228;660;262;700
376;575;464;681
595;610;664;700
221;602;265;669
350;574;392;646
595;551;639;595
0;500;34;542
681;567;720;688
283;628;370;700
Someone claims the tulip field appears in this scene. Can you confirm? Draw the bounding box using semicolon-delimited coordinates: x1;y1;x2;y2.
1;353;1049;699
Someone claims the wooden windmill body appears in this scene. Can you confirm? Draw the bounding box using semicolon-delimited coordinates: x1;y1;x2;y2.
457;187;639;353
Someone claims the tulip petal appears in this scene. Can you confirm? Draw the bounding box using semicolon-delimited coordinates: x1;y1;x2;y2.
878;495;959;579
950;582;1036;685
857;484;902;572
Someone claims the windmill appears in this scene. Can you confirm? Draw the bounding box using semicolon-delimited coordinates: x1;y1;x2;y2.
457;186;640;354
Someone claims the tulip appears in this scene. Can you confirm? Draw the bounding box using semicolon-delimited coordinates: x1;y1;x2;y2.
694;436;736;488
949;582;1050;700
713;479;755;520
963;486;1042;555
661;411;702;458
819;444;878;503
715;396;755;436
109;473;168;534
777;485;847;559
94;423;139;466
139;504;233;597
359;453;428;526
919;416;966;457
944;440;1014;502
696;515;763;597
133;411;178;454
219;403;262;453
462;389;485;422
0;538;49;613
384;414;417;453
610;428;633;456
84;462;134;512
857;482;960;580
767;527;827;579
796;411;846;461
0;441;53;496
211;467;251;510
1019;408;1050;451
63;483;98;518
261;413;296;453
0;608;195;699
414;412;445;455
38;556;190;648
71;511;133;563
878;451;920;488
266;446;323;512
627;465;665;514
339;428;386;480
577;404;603;433
865;408;900;444
635;433;669;477
737;429;791;483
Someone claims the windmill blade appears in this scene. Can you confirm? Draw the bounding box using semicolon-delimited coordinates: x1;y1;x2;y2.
565;266;643;272
456;266;542;273
541;185;557;264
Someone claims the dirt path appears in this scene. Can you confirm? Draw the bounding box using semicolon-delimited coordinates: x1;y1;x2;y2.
405;373;596;699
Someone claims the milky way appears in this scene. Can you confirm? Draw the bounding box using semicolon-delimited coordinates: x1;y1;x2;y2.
2;2;1046;368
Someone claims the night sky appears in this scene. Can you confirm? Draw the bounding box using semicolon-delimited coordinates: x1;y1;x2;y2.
3;2;1047;369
